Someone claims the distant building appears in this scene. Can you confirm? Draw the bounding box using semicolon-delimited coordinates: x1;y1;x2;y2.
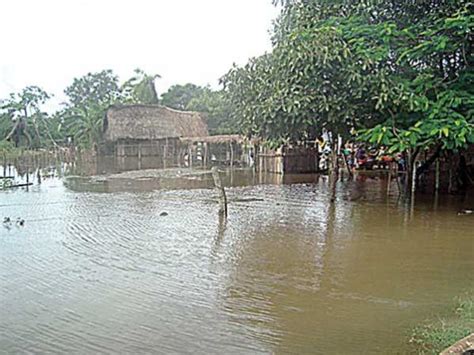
103;104;208;142
100;104;208;170
99;104;319;175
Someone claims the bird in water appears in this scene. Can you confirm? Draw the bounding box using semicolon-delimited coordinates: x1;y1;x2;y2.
3;217;12;229
16;218;25;226
159;212;168;217
457;209;473;216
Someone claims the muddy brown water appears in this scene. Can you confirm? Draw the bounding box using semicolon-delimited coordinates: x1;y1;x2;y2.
1;164;473;354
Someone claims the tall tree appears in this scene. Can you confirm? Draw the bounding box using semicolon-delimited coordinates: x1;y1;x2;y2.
186;88;234;135
0;86;51;147
62;70;121;148
121;68;160;104
223;0;473;193
160;83;206;110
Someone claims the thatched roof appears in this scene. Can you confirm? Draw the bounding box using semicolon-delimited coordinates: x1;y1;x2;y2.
103;104;208;141
180;134;244;144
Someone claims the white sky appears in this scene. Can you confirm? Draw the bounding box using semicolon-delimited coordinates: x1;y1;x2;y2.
0;0;279;111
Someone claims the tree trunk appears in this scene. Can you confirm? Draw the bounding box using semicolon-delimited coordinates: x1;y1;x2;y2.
404;148;419;199
212;167;228;217
329;138;339;203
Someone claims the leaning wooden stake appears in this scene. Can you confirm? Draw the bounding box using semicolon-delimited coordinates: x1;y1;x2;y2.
212;167;228;217
435;159;440;192
411;160;417;197
26;166;30;191
387;164;392;197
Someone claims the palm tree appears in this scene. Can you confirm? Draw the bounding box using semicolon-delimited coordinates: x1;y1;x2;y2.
63;103;103;149
121;68;161;104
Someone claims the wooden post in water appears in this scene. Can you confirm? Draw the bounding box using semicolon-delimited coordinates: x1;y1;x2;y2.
163;138;168;169
387;164;392;197
3;152;6;178
229;142;234;169
212;167;228;217
138;142;142;170
26;166;30;191
37;167;42;184
411;159;417;198
435;159;440;192
203;142;208;167
188;145;193;169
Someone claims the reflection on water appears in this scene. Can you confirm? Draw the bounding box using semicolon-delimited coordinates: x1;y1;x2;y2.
0;160;473;354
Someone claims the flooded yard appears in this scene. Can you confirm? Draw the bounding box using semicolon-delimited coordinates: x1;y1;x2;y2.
1;166;473;353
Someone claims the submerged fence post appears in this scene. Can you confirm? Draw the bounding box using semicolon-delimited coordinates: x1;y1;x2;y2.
435;159;440;192
212;167;228;217
411;160;417;204
387;164;392;197
137;142;142;170
26;166;30;191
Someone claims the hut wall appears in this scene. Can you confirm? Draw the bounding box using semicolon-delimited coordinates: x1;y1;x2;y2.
99;138;181;171
257;145;319;174
258;146;284;174
283;146;318;173
179;141;249;168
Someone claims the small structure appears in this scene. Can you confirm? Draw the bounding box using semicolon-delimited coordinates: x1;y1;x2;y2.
100;104;208;170
99;104;320;174
257;145;319;174
179;135;254;168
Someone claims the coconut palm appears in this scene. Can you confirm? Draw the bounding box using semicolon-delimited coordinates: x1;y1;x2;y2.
121;68;161;104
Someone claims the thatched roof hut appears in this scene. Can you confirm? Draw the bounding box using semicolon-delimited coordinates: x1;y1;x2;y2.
103;104;208;142
180;134;245;144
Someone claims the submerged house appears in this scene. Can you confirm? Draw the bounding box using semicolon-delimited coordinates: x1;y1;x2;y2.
101;104;208;169
100;104;318;174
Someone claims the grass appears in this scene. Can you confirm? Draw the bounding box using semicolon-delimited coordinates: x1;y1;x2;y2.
409;294;474;354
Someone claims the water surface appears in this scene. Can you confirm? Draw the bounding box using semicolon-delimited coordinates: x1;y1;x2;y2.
1;166;473;354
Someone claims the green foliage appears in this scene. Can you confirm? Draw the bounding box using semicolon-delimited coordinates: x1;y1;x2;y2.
64;70;120;108
409;294;474;354
61;70;121;148
358;2;473;154
160;83;206;110
222;10;389;143
223;0;473;156
0;139;15;153
0;86;52;147
186;88;235;135
161;84;235;135
121;68;160;104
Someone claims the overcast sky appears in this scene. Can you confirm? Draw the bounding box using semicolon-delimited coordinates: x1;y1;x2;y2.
0;0;279;110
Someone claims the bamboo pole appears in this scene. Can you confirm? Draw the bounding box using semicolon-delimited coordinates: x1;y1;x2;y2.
26;166;30;191
411;160;417;198
138;142;142;170
188;145;192;168
203;142;208;167
387;163;392;197
435;159;440;192
229;142;234;169
211;167;227;217
163;138;168;169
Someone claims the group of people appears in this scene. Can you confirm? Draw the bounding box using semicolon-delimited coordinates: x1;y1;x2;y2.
318;142;407;172
344;144;407;171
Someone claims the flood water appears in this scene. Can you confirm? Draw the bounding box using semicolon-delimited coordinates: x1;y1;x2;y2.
1;163;473;354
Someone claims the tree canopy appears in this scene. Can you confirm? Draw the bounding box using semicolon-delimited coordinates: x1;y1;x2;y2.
121;68;160;105
222;0;473;155
160;83;207;111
